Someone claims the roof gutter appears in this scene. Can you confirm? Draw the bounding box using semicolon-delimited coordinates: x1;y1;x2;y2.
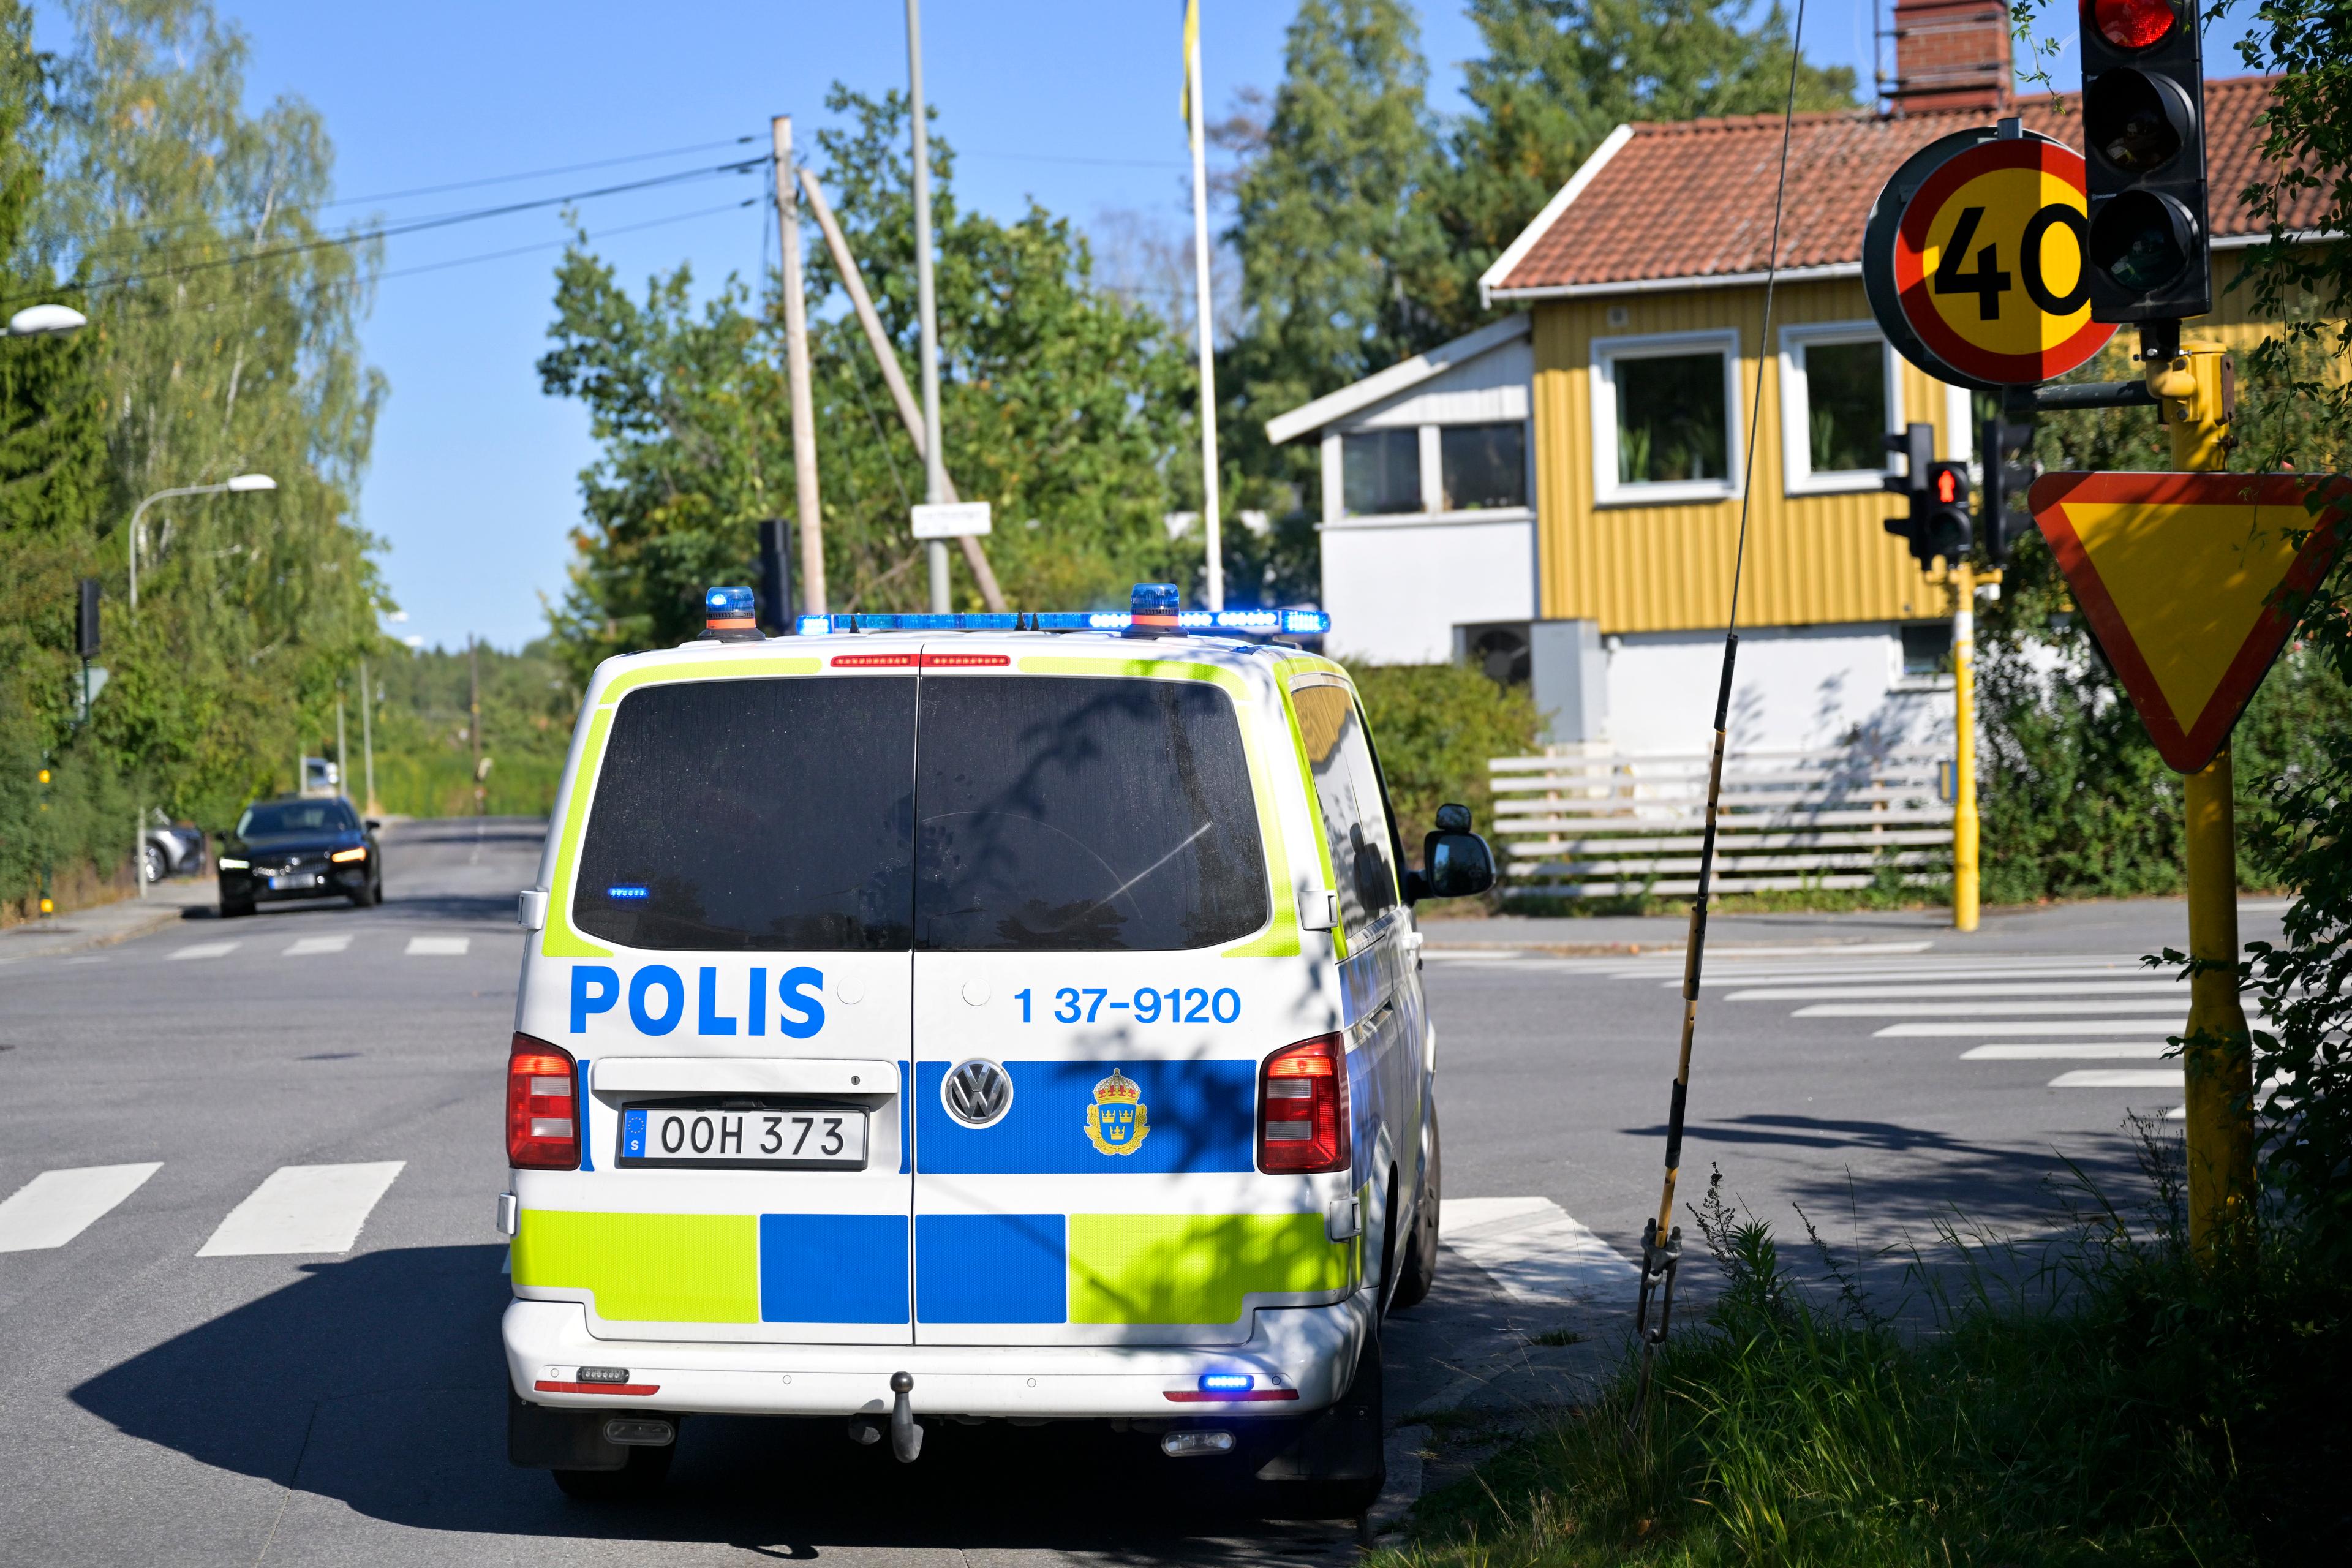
1477;124;1635;312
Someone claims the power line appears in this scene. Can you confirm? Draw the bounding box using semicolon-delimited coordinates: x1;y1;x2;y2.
6;157;764;309
320;135;760;211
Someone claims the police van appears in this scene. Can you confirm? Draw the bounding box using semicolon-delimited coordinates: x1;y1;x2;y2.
500;583;1495;1510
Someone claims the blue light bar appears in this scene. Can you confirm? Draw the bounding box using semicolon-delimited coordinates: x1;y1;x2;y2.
1033;611;1129;631
794;614;854;635
786;607;1330;638
1198;1372;1254;1393
606;884;649;901
853;612;1021;631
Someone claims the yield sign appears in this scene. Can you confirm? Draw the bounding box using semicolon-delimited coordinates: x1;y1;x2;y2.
2030;472;2346;774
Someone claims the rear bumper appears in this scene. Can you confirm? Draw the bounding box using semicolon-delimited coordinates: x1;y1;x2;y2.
501;1295;1368;1420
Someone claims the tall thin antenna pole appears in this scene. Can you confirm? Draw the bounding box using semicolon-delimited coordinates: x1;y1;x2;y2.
1185;1;1224;611
906;0;950;614
1631;0;1812;1436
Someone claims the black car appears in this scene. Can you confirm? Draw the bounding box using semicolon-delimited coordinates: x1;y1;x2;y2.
216;796;383;916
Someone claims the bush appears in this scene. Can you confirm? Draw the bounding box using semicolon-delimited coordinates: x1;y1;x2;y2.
1346;662;1538;852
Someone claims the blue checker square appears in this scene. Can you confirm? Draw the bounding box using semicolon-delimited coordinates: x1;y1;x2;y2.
916;1213;1067;1324
759;1213;910;1324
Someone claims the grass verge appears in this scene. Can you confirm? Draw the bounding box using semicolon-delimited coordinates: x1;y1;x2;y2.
1382;1151;2350;1566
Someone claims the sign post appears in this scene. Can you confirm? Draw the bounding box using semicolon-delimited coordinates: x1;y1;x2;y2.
2033;462;2348;1252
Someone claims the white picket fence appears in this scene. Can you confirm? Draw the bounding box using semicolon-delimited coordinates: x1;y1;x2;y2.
1487;747;1954;899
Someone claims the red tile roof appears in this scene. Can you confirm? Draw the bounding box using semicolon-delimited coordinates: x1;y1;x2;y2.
1489;77;2314;296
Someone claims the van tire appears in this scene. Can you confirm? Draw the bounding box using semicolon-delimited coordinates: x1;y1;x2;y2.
1390;1109;1441;1313
552;1443;671;1501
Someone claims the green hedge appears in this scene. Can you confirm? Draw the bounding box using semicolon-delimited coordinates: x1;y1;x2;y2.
1346;661;1538;853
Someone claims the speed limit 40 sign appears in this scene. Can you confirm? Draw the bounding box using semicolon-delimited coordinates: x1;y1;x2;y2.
1864;128;2117;390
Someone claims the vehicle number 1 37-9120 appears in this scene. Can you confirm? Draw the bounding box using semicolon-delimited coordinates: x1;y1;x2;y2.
1015;986;1241;1025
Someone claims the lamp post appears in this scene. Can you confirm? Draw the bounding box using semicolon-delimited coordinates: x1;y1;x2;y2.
127;473;275;612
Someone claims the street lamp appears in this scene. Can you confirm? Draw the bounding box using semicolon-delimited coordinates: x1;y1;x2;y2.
127;473;276;612
5;304;86;337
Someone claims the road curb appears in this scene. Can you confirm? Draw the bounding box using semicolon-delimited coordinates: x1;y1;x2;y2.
0;884;209;963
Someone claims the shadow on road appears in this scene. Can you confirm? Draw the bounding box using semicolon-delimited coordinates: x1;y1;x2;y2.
72;1245;1355;1560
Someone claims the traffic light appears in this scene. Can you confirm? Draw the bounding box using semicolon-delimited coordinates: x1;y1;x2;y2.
1883;423;1973;569
2079;0;2209;322
1977;420;2038;560
76;578;100;658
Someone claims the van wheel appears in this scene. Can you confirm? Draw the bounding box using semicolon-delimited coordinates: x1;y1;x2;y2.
1390;1109;1441;1312
552;1442;671;1502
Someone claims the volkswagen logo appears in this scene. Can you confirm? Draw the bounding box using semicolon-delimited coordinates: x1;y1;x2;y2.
941;1059;1012;1128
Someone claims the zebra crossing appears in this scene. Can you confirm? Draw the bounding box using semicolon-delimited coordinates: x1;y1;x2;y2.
157;933;473;961
1428;941;2214;1111
0;1159;406;1256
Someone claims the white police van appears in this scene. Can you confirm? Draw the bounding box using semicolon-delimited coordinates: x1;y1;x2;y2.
501;583;1495;1510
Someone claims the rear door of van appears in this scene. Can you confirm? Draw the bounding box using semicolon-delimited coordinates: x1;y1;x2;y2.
906;657;1357;1347
516;662;919;1344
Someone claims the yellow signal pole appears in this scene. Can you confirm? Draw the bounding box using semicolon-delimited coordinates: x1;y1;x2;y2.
2148;339;2252;1257
1951;559;1979;933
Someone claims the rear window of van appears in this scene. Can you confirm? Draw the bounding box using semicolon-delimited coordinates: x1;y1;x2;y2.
573;674;1268;952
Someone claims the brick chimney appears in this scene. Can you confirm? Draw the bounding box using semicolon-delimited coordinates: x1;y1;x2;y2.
1886;0;2013;116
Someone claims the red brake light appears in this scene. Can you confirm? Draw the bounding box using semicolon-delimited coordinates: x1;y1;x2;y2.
1258;1033;1350;1174
2090;0;2174;49
507;1033;580;1170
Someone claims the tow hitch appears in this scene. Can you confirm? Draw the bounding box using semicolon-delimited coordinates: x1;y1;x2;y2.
848;1371;925;1462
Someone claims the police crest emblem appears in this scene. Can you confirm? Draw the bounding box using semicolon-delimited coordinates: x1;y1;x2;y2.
1084;1067;1150;1156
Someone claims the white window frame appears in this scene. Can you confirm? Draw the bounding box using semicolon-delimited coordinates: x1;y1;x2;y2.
1589;328;1743;507
1777;322;1904;497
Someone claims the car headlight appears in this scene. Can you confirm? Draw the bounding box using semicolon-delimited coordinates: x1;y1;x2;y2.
330;847;367;863
218;858;249;870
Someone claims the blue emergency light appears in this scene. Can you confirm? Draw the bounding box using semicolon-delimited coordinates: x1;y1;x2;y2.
1197;1372;1254;1393
703;585;761;642
770;584;1330;640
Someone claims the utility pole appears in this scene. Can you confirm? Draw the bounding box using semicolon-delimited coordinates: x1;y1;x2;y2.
335;690;347;802
469;635;483;818
1185;0;1225;611
906;0;951;614
772;115;827;614
359;657;377;816
799;168;1008;612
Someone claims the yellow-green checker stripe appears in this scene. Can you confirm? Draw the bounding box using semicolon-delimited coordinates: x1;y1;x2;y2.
513;1209;759;1323
1067;1212;1353;1325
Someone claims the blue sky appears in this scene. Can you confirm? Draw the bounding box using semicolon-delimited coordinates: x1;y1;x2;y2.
35;2;2251;652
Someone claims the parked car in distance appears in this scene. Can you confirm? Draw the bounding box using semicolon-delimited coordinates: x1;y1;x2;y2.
216;796;383;916
141;818;208;884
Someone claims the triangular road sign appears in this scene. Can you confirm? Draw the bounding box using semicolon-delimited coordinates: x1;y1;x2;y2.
2030;472;2346;774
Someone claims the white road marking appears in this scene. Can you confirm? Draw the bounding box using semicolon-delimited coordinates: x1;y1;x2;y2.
1439;1196;1638;1305
169;941;238;961
1962;1042;2175;1060
2049;1069;2184;1088
0;1163;163;1252
404;936;469;957
1728;981;2182;1002
197;1162;405;1256
1798;998;2192;1018
1877;1019;2234;1037
282;935;352;957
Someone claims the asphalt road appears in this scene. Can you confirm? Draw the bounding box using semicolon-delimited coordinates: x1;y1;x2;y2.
0;817;2280;1564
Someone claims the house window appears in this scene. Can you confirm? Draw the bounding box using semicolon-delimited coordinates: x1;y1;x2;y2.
1439;423;1526;511
1778;324;1903;496
1341;428;1421;515
1901;623;1952;677
1590;330;1741;505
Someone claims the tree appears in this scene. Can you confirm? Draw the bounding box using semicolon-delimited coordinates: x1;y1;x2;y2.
1420;0;1858;336
541;86;1199;677
1221;0;1446;601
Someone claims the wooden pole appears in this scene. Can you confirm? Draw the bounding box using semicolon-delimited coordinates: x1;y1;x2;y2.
469;635;483;817
774;116;828;613
798;168;1006;612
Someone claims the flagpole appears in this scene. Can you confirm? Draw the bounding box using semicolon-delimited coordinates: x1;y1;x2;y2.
1185;1;1224;612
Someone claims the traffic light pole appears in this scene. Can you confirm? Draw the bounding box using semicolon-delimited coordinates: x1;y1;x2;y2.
1950;560;1979;932
2150;337;2253;1257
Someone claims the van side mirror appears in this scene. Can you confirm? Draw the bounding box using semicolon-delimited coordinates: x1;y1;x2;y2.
1406;802;1495;902
364;818;382;832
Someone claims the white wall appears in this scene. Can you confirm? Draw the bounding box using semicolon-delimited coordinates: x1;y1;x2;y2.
1603;622;1954;755
1320;515;1538;665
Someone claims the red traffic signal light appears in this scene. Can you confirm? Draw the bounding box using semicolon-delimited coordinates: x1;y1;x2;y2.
2090;0;2177;48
